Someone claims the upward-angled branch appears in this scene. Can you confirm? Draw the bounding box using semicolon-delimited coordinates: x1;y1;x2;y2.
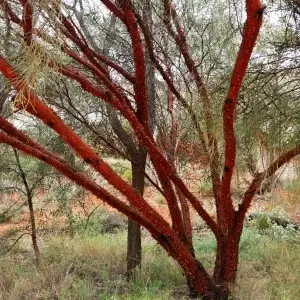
222;0;265;229
0;128;214;299
236;144;300;233
117;0;149;128
0;116;63;163
134;11;208;154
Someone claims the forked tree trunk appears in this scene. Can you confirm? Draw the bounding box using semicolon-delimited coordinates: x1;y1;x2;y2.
127;148;147;279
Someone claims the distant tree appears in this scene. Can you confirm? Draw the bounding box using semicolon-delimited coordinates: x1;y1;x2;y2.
0;142;52;266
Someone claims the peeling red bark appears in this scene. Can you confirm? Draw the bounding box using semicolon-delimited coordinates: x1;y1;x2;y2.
0;56;171;236
162;0;224;232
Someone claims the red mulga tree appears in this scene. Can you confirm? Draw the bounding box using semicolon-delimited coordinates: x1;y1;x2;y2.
0;0;299;299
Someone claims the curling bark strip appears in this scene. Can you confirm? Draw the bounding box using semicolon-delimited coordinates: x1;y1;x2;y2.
222;0;264;229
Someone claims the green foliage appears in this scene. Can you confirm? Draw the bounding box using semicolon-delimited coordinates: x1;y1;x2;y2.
250;214;272;232
122;168;132;183
154;195;165;205
72;210;106;236
110;162;128;175
109;161;132;183
51;182;87;235
0;211;12;224
72;210;127;236
198;175;213;197
283;178;300;193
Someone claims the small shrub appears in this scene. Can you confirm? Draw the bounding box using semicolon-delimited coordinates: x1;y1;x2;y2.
111;162;128;176
0;211;11;223
154;196;165;205
250;214;272;232
122;168;132;183
198;177;213;197
73;210;127;236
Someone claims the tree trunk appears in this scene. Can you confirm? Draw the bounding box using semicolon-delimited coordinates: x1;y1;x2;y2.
127;148;147;279
213;233;241;299
13;148;40;267
126;0;155;279
181;259;230;300
27;192;41;267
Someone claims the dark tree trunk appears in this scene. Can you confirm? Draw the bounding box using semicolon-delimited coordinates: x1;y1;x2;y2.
213;233;241;300
127;147;147;279
13;148;40;267
126;0;155;280
27;192;41;267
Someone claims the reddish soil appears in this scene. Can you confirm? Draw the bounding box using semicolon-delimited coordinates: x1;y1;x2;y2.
1;171;298;237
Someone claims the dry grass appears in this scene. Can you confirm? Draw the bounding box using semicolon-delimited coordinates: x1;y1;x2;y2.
0;225;299;300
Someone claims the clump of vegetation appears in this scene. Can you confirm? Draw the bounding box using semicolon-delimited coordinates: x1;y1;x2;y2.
198;175;213;197
0;211;12;224
0;227;299;300
73;210;127;236
249;213;272;232
2;0;300;298
122;168;132;183
154;195;165;205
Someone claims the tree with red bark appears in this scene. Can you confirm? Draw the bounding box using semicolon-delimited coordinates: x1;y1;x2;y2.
1;0;300;299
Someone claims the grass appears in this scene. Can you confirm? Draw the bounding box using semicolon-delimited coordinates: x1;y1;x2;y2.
0;225;299;300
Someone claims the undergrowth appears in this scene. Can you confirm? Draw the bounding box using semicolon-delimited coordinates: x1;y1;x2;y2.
0;225;299;299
